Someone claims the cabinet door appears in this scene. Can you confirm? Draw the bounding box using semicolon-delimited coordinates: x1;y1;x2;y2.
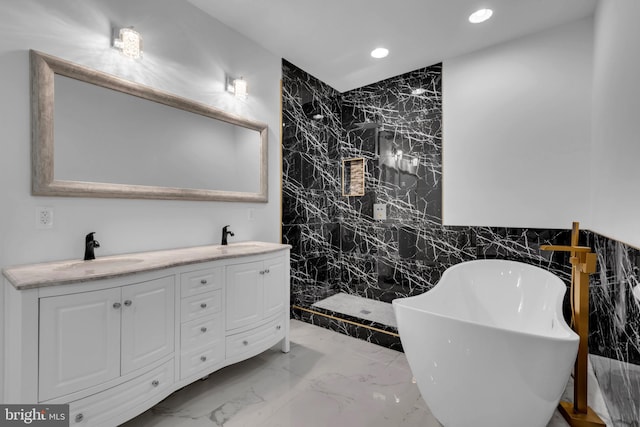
39;288;121;401
263;256;286;319
226;260;263;331
121;276;175;374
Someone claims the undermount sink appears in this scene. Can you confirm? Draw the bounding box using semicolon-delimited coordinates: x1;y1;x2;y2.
55;258;144;271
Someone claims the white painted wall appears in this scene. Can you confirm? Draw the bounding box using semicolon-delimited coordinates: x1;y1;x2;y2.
0;0;282;264
590;0;640;248
0;0;281;402
442;18;594;229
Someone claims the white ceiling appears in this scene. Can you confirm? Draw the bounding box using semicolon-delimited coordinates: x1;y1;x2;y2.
186;0;598;93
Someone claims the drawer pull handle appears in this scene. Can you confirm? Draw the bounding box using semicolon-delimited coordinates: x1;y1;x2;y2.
124;300;132;307
276;325;281;330
243;340;249;346
200;326;207;333
151;380;159;387
200;303;207;309
75;413;84;423
113;302;121;309
200;279;208;284
200;355;207;362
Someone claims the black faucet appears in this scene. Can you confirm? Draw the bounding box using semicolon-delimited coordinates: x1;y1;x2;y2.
221;225;235;246
84;232;100;260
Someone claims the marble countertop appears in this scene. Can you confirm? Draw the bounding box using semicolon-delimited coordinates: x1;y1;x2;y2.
2;241;291;290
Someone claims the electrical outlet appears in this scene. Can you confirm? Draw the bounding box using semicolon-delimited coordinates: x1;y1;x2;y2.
36;207;54;229
373;203;387;221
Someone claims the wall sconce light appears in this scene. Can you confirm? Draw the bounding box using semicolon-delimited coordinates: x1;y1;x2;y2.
112;27;143;59
227;75;248;98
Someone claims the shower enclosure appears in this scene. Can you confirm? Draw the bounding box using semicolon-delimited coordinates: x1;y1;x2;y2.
281;59;571;349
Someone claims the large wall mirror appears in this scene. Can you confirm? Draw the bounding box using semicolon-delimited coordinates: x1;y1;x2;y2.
31;50;268;202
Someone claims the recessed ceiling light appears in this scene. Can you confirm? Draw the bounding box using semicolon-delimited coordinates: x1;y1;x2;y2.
371;47;389;59
469;8;493;24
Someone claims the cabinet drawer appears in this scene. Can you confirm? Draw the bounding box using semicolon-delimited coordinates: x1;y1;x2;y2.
181;267;223;298
181;290;222;322
180;344;225;380
69;360;173;427
226;317;285;361
180;312;224;352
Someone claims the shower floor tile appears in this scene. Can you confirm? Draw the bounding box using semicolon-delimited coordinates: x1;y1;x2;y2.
312;292;397;327
123;320;585;427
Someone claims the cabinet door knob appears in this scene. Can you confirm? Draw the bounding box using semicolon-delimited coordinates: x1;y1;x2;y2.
243;340;249;346
200;279;208;284
124;300;132;307
265;269;270;274
200;355;207;362
75;413;84;423
200;326;207;333
259;270;265;275
112;302;121;309
276;325;281;330
151;380;159;387
200;302;207;309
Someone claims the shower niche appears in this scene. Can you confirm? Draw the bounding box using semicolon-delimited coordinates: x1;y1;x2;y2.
342;158;365;196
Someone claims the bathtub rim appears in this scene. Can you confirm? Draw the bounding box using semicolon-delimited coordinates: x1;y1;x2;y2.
392;259;579;343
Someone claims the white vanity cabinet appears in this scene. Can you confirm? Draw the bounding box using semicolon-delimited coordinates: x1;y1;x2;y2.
38;276;175;402
2;242;290;427
225;255;289;363
179;266;225;380
120;276;175;374
38;287;122;402
226;258;285;331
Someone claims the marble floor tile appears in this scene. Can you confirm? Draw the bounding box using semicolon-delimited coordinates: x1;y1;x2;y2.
123;320;597;427
591;354;638;426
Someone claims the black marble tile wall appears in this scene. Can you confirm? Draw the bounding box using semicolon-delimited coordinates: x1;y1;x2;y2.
281;59;639;425
282;60;342;310
589;235;640;425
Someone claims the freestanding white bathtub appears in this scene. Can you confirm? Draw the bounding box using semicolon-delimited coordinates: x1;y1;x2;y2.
393;260;579;427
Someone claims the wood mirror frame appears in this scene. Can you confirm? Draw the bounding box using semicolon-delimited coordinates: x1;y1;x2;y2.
31;50;268;202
